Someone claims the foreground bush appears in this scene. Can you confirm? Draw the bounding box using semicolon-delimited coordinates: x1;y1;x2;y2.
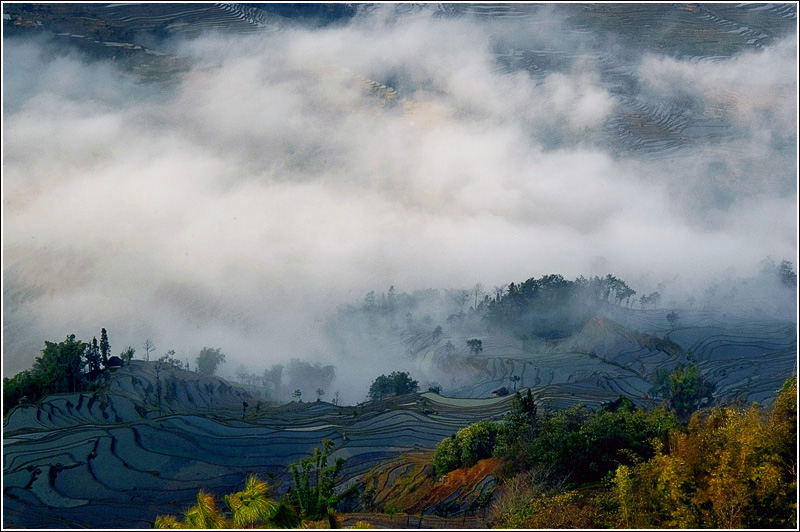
434;390;678;484
432;420;499;476
154;475;280;529
613;377;797;528
463;379;796;529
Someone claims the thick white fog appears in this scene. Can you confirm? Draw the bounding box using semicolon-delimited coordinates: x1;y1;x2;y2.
2;6;797;403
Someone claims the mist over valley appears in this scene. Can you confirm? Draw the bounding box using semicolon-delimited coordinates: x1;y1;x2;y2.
2;3;797;528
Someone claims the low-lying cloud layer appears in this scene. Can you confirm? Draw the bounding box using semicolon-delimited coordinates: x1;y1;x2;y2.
2;6;797;402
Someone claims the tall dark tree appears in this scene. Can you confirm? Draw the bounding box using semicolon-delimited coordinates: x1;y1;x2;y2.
368;374;393;401
196;347;226;376
86;336;101;374
153;356;167;409
390;371;419;396
617;285;637;306
666;311;680;330
779;260;797;287
99;328;110;366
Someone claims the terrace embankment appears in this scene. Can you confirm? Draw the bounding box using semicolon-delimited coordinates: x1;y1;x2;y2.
2;364;515;529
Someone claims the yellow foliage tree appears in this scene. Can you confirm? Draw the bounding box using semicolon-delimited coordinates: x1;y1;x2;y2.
613;378;797;528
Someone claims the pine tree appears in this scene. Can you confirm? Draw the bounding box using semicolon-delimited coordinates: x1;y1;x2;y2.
100;328;110;366
86;337;101;374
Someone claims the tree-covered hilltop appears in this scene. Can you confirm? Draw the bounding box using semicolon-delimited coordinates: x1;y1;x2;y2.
2;330;138;414
325;273;646;376
331;274;642;340
2;330;229;414
324;260;796;403
332;259;797;349
483;274;638;340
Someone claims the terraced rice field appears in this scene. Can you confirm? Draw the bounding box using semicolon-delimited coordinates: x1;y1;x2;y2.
2;362;518;528
427;306;795;410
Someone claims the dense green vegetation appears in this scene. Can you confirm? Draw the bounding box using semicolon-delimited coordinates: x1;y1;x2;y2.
649;363;716;421
483;378;797;528
433;389;678;484
433;420;500;476
3;332;108;413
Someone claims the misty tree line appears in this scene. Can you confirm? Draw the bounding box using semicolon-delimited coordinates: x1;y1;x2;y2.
336;259;797;345
234;362;424;405
331;274;645;348
331;272;699;389
697;257;797;308
233;359;336;403
3;329;231;413
761;257;798;287
6;262;794;412
324;260;796;397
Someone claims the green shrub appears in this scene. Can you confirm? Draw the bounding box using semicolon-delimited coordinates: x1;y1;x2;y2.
432;420;500;476
432;435;461;476
457;420;499;468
